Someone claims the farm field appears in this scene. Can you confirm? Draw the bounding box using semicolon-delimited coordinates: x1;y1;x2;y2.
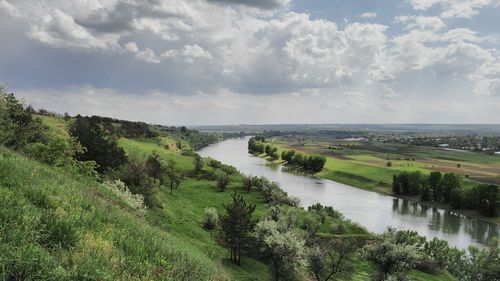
268;137;500;194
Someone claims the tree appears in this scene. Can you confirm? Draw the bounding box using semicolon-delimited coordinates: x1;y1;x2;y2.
392;175;401;194
442;173;462;202
307;237;364;281
69;116;127;172
265;145;271;156
0;90;44;149
243;175;252;192
428;172;443;201
362;228;419;281
216;170;230;192
144;152;165;184
194;154;204;175
219;192;256;265
254;219;305;281
203;207;219;230
165;159;182;195
475;184;499;216
386;161;392;167
420;177;432;201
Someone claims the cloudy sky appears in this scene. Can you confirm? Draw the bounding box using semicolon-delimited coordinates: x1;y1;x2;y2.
1;0;500;125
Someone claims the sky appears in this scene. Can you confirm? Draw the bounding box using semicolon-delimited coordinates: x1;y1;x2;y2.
1;0;500;125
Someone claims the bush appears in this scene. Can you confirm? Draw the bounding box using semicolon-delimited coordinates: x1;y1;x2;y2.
104;180;148;216
203;207;219;230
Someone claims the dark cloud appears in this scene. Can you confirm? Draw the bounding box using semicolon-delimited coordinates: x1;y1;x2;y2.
75;0;185;33
207;0;289;10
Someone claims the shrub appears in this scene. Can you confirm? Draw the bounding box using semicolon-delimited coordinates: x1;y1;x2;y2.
203;207;219;230
104;180;148;216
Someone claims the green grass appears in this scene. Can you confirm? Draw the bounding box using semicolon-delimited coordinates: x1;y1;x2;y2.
0;147;228;280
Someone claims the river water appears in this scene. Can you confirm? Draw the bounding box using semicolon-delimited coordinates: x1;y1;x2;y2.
198;136;499;249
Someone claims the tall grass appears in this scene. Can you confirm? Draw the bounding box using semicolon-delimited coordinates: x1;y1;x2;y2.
0;147;228;280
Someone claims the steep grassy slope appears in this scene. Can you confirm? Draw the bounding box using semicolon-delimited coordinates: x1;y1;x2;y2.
0;147;229;280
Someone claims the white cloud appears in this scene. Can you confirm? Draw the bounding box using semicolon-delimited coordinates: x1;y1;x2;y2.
136;48;160;64
359;12;377;19
408;0;500;18
1;0;500;124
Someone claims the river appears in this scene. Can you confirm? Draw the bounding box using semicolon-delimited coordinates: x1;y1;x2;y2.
198;136;499;249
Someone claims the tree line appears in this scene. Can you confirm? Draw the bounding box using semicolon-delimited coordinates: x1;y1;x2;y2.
248;137;326;173
392;171;499;216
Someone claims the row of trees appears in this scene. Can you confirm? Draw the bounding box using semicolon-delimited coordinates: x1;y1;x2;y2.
392;171;498;216
247;137;326;173
281;150;326;173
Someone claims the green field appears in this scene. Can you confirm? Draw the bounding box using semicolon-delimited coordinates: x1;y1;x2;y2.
264;137;500;222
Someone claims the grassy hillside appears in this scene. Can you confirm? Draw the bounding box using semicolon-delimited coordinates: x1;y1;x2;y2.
0;147;228;280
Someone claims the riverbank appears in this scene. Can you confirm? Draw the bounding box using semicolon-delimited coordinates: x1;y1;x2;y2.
252;151;500;225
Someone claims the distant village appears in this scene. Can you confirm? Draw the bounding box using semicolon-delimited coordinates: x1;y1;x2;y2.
377;135;500;154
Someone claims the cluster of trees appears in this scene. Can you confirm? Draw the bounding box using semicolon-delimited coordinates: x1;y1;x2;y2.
364;228;500;281
248;137;326;173
392;171;499;216
215;194;362;281
281;150;326;173
79;115;158;138
0;89;97;177
153;124;222;150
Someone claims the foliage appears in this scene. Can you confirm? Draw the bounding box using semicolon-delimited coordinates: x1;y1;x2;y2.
194;154;204;175
216;170;230;192
307;237;364;281
70;116;127;172
203;207;219;230
218;192;256;265
144;152;166;183
253;218;306;281
103;179;148;216
0;89;44;150
165;159;182;195
392;171;497;216
362;228;420;281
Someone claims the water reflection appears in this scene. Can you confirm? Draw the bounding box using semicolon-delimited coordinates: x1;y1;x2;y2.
199;137;499;249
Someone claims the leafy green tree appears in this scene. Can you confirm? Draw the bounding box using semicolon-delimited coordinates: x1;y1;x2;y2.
0;89;44;149
420;177;432;201
69;116;127;172
428;171;442;201
362;228;419;281
194;154;204;175
216;170;230;192
475;184;499;216
219;192;256;265
144;152;165;184
254;219;305;281
392;175;401;194
442;173;462;202
265;145;271;156
307;237;363;281
243;175;252;192
165;159;182;195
